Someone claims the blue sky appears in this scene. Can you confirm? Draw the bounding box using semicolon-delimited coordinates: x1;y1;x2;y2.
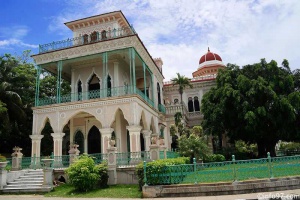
1;0;300;81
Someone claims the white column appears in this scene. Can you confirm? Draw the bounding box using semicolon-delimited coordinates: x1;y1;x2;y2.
71;69;75;101
126;125;142;152
30;135;44;158
51;132;65;167
51;133;65;157
100;128;114;153
142;130;152;151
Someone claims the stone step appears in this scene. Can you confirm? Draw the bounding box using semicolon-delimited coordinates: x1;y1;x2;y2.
2;186;52;193
5;184;43;188
15;177;44;181
8;180;43;184
20;175;43;178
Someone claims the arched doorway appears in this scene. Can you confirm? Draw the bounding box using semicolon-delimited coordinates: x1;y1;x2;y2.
157;83;161;105
88;126;101;154
75;130;84;154
194;96;200;111
107;75;111;97
88;74;100;99
188;97;194;112
77;80;82;101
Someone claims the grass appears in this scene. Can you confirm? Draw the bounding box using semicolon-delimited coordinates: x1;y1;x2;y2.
45;184;142;198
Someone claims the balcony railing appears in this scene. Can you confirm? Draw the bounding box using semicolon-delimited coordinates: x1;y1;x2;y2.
39;26;136;53
37;85;155;109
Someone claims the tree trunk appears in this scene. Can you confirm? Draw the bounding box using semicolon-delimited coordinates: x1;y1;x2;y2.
257;139;277;158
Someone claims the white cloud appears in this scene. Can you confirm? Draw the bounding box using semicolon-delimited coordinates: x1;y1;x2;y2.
0;26;38;50
49;0;300;80
0;39;38;49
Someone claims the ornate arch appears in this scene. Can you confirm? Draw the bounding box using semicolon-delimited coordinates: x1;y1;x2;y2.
85;68;101;87
37;116;55;135
109;107;130;127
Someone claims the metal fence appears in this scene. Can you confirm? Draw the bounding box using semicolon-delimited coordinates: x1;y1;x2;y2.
9;151;179;170
144;153;300;185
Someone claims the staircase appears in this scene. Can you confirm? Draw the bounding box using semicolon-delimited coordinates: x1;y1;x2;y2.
2;169;52;193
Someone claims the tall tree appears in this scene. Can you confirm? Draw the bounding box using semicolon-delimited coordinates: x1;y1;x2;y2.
171;73;193;104
201;59;300;157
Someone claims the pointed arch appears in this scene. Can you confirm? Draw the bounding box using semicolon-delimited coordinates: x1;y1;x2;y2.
37;116;55;135
188;97;194;112
74;129;84;154
139;111;148;130
194;96;200;111
88;125;101;154
77;79;82;101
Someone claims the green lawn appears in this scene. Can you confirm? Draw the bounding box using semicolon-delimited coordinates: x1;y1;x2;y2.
45;184;142;198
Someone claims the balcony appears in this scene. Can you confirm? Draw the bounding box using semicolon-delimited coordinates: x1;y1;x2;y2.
36;85;154;108
38;26;136;54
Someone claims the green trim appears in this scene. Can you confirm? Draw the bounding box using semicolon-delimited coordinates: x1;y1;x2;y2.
143;62;146;97
35;65;41;107
56;61;62;103
132;48;136;93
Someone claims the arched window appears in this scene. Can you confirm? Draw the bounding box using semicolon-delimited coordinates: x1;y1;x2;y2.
77;80;82;101
90;31;98;42
174;98;179;105
157;83;161;105
188;97;194;112
194;96;200;111
88;74;100;99
74;131;84;154
107;75;111;97
83;34;88;44
101;30;107;40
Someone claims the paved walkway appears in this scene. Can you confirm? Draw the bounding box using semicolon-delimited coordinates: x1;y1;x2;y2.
1;189;300;200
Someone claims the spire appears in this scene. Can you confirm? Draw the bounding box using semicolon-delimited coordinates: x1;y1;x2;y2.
208;47;210;52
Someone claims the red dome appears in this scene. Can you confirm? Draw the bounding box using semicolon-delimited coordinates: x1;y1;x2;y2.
199;47;222;64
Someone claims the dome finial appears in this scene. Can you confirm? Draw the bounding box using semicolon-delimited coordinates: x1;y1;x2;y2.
208;47;210;52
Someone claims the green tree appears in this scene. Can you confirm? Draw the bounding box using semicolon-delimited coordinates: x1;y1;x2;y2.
171;73;193;104
178;129;210;162
202;59;300;157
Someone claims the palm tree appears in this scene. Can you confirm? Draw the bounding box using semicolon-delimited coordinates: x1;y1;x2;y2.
171;72;193;105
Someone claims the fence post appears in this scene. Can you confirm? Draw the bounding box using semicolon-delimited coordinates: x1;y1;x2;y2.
143;161;148;186
193;157;197;184
267;152;274;179
232;155;236;182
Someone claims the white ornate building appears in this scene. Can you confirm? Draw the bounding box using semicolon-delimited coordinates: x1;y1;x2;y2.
30;11;225;159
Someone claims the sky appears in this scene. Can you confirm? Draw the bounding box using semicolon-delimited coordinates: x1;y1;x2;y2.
0;0;300;81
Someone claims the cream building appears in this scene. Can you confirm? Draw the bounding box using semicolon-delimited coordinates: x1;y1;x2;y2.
30;11;225;160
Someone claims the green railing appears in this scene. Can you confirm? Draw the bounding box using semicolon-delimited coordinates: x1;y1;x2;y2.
158;104;166;113
39;26;136;53
37;86;155;109
143;153;300;185
166;151;180;159
117;151;150;167
89;153;108;164
52;155;70;168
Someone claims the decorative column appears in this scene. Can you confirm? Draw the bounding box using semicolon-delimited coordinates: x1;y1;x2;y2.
100;128;114;154
131;48;136;93
107;145;118;185
71;68;75;101
35;65;41;106
11;146;23;171
127;125;142;153
51;132;65;167
56;60;62;103
30;134;44;167
102;52;108;97
141;130;152;151
143;62;147;97
149;133;160;160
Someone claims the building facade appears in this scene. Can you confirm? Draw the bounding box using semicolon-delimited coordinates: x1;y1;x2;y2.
30;11;225;159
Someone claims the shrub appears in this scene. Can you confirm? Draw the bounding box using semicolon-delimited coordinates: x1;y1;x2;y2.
97;162;109;188
136;157;189;190
66;154;100;192
204;154;226;163
0;154;7;162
